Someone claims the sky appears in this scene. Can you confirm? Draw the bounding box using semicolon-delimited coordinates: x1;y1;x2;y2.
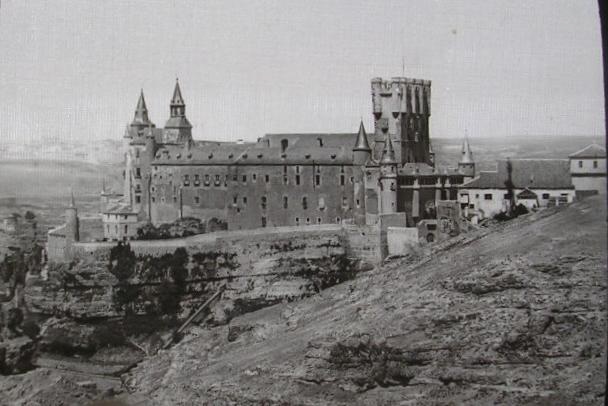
0;0;604;145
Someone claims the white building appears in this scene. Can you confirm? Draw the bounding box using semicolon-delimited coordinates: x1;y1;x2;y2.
569;143;606;196
459;159;576;220
102;204;139;241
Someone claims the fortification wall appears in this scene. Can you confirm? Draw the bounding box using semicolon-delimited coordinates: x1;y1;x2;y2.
46;226;68;263
387;227;419;257
30;224;362;322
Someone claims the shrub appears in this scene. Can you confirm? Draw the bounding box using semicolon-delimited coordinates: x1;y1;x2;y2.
21;319;40;339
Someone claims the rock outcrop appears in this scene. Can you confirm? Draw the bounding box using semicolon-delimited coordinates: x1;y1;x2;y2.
119;196;606;405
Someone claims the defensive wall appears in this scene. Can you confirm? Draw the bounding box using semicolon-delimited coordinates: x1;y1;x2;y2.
47;221;420;266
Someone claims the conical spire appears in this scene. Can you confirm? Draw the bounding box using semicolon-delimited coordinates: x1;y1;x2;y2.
460;131;473;164
353;120;371;151
380;133;396;165
132;89;152;126
166;78;192;130
171;78;185;107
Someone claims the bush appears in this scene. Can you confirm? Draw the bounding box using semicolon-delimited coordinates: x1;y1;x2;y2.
21;319;40;339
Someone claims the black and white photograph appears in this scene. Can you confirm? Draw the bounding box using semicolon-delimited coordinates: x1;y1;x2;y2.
0;1;606;404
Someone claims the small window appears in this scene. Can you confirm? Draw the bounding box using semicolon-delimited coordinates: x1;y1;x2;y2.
427;224;437;231
135;149;140;158
123;215;128;220
578;160;583;168
484;194;492;200
252;173;257;181
261;216;267;227
542;193;550;199
306;217;310;225
336;217;341;224
124;225;128;233
295;217;300;226
296;165;300;174
302;197;308;210
151;196;156;203
342;196;348;207
283;196;288;209
469;204;475;209
215;174;220;186
195;196;200;204
593;160;598;168
317;217;322;224
475;194;479;199
315;175;321;186
503;193;510;199
261;196;267;210
356;199;360;208
243;196;248;205
318;138;323;147
135;195;141;204
296;175;301;185
265;174;270;183
281;139;288;153
318;197;325;211
242;175;247;183
135;168;141;178
340;175;345;186
233;195;238;204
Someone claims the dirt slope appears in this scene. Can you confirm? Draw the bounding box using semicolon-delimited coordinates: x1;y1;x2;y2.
119;196;606;405
1;197;604;406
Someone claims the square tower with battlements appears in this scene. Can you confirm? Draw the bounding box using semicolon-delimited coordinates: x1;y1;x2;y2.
371;77;432;165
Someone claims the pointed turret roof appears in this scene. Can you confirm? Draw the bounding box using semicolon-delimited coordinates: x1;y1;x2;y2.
166;78;192;130
171;78;185;106
132;89;153;126
460;133;474;164
353;120;371;151
380;133;396;165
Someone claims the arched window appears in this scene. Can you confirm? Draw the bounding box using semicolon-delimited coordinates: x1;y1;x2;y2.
281;139;288;153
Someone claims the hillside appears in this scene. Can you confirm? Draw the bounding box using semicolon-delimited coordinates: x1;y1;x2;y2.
0;197;605;405
116;196;606;405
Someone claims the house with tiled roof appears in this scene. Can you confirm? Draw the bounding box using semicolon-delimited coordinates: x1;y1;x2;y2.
459;159;576;219
569;143;606;195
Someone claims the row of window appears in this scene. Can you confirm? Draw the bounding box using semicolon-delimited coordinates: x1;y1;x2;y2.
477;192;566;201
578;160;599;168
178;173;354;187
259;216;342;227
233;195;359;211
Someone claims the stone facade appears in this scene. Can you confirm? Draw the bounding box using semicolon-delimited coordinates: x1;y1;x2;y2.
113;77;475;233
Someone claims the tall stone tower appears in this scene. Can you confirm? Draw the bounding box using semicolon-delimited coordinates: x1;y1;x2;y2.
371;77;432;165
379;133;398;214
124;90;156;216
164;79;192;143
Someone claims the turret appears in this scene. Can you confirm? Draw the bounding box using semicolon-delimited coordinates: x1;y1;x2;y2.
379;134;398;214
132;90;154;129
65;189;79;242
164;79;192;143
353;120;372;165
458;132;475;180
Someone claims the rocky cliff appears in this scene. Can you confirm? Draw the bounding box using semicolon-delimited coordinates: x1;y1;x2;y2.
118;196;606;405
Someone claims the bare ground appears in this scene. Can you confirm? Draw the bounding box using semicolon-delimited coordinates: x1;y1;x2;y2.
1;196;606;405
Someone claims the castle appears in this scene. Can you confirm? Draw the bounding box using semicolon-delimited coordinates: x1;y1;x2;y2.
101;76;475;241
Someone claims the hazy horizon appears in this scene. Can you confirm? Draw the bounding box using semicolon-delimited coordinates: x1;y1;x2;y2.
0;0;605;146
